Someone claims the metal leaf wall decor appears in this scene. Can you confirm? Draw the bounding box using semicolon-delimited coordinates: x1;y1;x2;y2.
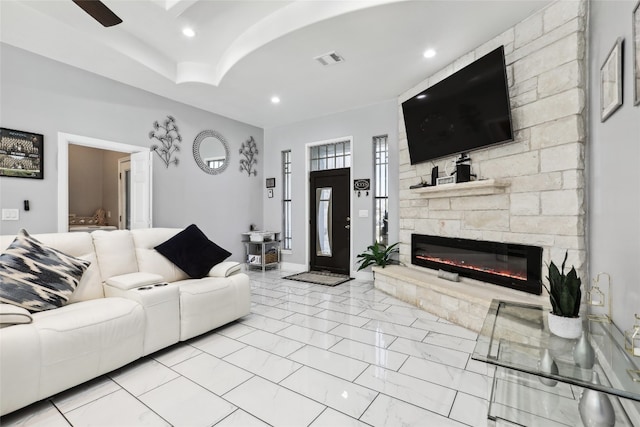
148;115;182;168
239;136;258;176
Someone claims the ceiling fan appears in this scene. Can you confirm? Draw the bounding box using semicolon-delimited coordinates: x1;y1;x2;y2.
72;0;122;27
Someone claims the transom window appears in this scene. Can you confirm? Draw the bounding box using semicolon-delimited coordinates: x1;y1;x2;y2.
310;141;351;171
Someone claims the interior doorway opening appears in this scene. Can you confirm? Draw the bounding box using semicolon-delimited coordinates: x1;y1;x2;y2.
57;133;152;232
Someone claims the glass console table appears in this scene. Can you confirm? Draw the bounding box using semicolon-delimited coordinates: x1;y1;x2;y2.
472;299;640;426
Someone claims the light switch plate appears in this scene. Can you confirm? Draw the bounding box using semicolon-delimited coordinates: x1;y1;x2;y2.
2;209;19;221
358;209;369;218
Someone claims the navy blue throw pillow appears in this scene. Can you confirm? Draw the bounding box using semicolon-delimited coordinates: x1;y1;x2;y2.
155;224;231;279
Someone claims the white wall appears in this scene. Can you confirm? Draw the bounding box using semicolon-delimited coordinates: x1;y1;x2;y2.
588;0;640;331
0;44;264;262
263;100;398;272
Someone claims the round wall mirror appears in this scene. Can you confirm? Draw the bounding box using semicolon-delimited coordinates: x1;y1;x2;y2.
193;130;230;175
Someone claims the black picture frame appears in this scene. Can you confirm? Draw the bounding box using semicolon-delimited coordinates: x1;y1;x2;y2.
600;38;624;122
266;177;276;188
633;0;640;106
0;127;44;179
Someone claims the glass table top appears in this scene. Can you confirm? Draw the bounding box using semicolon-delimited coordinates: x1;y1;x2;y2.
472;299;640;401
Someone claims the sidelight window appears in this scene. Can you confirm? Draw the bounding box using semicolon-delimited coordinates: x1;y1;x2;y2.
373;135;388;245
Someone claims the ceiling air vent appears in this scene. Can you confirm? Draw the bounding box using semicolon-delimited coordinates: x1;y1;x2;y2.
314;51;345;66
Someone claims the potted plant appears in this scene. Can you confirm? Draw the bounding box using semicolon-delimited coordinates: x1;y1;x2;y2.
356;241;399;271
543;251;582;339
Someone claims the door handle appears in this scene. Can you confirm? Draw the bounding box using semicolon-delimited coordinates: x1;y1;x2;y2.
346;217;351;222
345;224;350;229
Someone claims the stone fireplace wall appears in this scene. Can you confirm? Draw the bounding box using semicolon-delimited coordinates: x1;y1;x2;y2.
397;0;588;284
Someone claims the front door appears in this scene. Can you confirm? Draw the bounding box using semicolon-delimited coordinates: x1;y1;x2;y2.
309;168;350;275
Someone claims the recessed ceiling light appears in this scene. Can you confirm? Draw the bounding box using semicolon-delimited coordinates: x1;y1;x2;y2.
423;49;436;59
182;27;196;38
271;96;280;104
417;94;426;99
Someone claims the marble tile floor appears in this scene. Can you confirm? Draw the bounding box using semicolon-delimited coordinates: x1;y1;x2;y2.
0;268;585;427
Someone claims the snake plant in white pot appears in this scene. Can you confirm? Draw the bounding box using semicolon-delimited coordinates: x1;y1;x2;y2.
543;251;583;339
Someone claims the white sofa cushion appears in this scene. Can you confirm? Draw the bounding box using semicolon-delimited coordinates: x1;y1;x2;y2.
0;304;32;328
176;273;251;340
208;261;242;278
106;272;164;290
0;230;91;312
131;228;189;283
33;298;145;398
92;230;138;279
29;232;104;303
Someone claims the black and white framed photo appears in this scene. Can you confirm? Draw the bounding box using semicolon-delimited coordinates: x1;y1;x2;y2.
600;38;624;122
633;0;640;106
267;189;274;198
0;128;44;179
266;177;276;188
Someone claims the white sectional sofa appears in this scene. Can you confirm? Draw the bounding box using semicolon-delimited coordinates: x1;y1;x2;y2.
0;228;251;416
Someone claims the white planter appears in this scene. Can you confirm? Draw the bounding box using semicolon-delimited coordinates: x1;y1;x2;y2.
547;312;582;339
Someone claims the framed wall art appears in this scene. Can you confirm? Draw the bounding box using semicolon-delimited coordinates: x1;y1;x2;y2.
600;38;624;122
633;0;640;106
0;127;44;179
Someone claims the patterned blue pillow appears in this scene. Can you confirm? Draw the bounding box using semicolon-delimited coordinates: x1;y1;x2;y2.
0;229;91;312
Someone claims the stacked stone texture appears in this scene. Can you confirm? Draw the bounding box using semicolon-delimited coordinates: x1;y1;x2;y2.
397;0;587;281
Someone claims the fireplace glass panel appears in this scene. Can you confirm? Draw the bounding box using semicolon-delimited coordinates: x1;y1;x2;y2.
415;243;527;281
411;234;542;294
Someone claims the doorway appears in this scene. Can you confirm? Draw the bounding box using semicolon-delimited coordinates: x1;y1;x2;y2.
309;168;351;275
57;132;152;232
118;158;131;229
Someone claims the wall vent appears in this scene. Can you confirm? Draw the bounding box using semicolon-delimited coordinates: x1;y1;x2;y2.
314;51;345;66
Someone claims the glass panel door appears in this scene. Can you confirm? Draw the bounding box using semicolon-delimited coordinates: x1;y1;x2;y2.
316;187;332;256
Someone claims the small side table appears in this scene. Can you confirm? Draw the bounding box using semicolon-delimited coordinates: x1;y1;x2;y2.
241;232;280;271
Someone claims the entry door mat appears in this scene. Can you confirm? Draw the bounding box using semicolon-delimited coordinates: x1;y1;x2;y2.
283;271;352;287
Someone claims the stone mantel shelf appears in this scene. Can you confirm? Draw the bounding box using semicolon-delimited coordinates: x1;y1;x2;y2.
411;178;510;198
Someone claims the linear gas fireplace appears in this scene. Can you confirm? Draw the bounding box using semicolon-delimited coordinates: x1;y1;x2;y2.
411;234;543;295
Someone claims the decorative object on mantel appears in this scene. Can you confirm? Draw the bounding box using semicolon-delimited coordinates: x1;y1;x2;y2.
538;348;559;387
588;272;612;323
192;130;230;175
149;115;182;168
625;313;640;357
239;136;258;176
600;37;624;122
633;1;639;106
356;241;399;271
544;251;583;339
578;372;616;427
573;331;596;369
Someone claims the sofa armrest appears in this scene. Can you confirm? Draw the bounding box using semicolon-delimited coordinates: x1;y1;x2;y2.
208;261;242;278
105;272;164;290
0;303;33;328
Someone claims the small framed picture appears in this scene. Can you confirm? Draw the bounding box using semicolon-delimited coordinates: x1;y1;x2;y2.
0;128;44;179
267;189;274;198
633;0;640;106
266;177;276;188
600;37;624;122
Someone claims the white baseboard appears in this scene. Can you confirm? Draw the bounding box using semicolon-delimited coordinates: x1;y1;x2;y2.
280;262;306;273
354;270;373;281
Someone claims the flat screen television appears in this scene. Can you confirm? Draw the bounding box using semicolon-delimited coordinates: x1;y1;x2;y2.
402;46;513;165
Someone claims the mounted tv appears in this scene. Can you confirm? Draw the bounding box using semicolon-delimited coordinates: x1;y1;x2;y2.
402;46;513;165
